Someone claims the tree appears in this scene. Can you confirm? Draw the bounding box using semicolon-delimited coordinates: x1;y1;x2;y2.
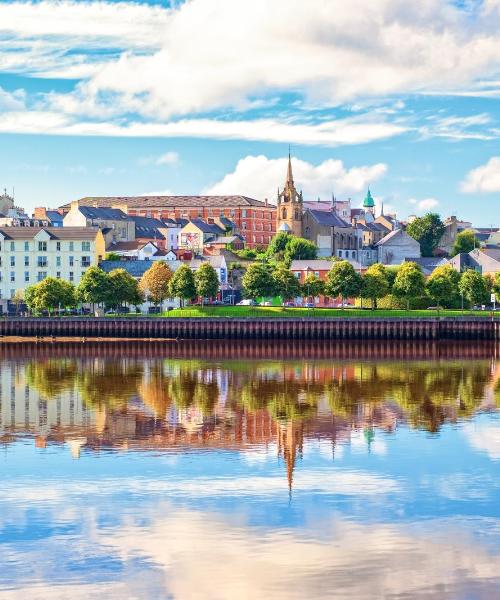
77;266;111;309
406;213;445;257
194;263;219;304
459;269;489;306
139;261;173;307
169;264;196;307
273;266;301;302
302;274;325;300
361;263;389;309
283;237;317;264
494;272;500;297
266;232;291;259
392;261;425;309
12;289;24;315
426;265;460;308
107;268;140;310
242;263;276;300
451;229;479;256
324;260;362;308
25;277;76;315
105;252;121;261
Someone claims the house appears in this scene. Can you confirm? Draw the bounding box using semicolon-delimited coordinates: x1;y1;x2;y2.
33;208;64;227
190;255;228;286
404;256;449;276
63;202;135;246
130;215;180;251
355;221;389;247
179;219;225;254
0;226;105;306
448;249;500;276
302;209;359;259
375;229;421;265
106;241;169;261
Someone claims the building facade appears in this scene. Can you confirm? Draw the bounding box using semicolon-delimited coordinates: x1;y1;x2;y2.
0;227;105;301
276;152;303;236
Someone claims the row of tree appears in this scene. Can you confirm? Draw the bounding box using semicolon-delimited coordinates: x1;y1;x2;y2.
23;262;221;314
242;260;500;308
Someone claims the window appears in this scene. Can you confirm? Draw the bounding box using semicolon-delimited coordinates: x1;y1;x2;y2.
56;241;61;251
82;241;90;252
81;256;91;267
24;271;29;283
314;271;320;278
24;241;29;251
10;256;15;267
56;256;61;267
38;241;47;252
10;271;15;282
10;241;14;251
338;250;343;257
294;272;301;279
37;256;48;267
69;242;74;251
69;256;74;267
69;271;74;282
242;222;247;230
24;256;29;266
37;272;47;282
282;208;287;219
241;209;247;217
56;271;61;279
10;290;15;299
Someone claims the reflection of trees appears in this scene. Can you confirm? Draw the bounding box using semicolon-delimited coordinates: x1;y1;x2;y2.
167;362;220;415
138;369;172;418
77;361;144;410
25;359;78;400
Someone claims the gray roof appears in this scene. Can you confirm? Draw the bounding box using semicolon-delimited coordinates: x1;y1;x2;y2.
306;209;351;228
375;229;417;246
405;256;448;275
190;256;226;269
78;206;130;221
99;260;153;277
66;195;274;210
0;226;100;240
46;211;64;223
291;258;362;271
188;219;225;234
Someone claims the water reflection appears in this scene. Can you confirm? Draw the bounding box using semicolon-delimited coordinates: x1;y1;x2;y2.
0;341;498;599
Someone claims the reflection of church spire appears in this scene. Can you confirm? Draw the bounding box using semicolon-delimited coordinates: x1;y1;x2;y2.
277;420;304;497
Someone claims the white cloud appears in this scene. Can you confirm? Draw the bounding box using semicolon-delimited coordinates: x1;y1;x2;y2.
2;0;500;119
460;157;500;193
205;155;387;202
0;86;25;111
408;197;439;212
156;151;180;166
464;423;500;460
0;111;406;146
419;113;496;141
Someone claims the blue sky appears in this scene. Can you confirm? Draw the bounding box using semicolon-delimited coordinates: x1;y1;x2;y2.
0;0;499;225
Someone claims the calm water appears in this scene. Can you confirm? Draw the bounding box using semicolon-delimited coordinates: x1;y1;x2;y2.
0;341;499;600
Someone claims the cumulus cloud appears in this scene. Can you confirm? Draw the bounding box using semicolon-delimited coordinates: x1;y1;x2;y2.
156;151;180;166
464;423;500;460
408;197;440;212
2;0;500;120
460;157;500;193
205;155;387;202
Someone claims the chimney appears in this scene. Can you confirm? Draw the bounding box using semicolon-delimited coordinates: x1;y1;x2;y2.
265;198;268;206
33;207;48;220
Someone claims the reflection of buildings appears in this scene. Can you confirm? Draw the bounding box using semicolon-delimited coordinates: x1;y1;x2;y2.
0;351;496;489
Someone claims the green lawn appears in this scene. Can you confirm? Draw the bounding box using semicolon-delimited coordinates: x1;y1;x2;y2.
155;306;497;318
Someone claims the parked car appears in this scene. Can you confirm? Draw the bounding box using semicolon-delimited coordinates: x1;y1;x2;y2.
260;301;272;306
148;306;161;314
304;302;315;308
237;299;257;306
283;301;295;308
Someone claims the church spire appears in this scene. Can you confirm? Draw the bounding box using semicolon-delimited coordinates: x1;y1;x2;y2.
286;145;294;185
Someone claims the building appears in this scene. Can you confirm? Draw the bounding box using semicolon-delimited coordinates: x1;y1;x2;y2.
33;207;64;227
106;241;169;261
302;209;359;259
448;248;500;276
0;226;105;302
179;219;226;254
276;152;303;237
130;215;179;251
405;256;449;276
375;229;421;265
63;202;135;246
61;196;276;248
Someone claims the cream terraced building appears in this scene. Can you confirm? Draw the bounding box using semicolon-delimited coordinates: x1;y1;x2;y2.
0;226;106;301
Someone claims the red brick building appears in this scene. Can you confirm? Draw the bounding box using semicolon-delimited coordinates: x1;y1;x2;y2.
62;196;276;249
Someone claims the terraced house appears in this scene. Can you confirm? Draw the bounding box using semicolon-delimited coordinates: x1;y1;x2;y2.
0;227;105;306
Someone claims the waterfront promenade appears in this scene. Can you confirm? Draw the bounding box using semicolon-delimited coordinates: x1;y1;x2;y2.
0;315;498;340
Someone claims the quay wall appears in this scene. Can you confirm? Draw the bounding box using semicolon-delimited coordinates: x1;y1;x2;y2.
0;317;498;341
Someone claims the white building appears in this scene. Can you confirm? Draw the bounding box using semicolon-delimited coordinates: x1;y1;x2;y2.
0;226;105;303
375;229;421;265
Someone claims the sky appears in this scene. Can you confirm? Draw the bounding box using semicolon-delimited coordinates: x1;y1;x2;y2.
0;0;499;226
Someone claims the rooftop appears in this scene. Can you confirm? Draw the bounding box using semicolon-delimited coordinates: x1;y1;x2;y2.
0;226;100;240
77;206;130;221
66;195;274;210
306;209;351;228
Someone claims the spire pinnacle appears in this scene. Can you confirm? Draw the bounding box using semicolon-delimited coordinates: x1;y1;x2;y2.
286;146;294;185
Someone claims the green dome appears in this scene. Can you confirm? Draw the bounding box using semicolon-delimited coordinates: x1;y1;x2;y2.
363;189;375;208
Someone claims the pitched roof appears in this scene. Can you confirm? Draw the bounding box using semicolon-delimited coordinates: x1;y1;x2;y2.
306;209;351;227
65;195;274;210
99;260;153;277
45;210;64;223
77;206;130;221
375;229;417;246
0;226;100;240
291;258;362;271
405;257;448;275
190;255;226;269
188;219;225;234
130;215;165;228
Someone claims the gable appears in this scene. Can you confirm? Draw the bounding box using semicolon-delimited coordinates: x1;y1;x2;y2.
34;229;51;241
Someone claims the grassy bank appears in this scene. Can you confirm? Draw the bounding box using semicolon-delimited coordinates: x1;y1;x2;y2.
153;306;497;318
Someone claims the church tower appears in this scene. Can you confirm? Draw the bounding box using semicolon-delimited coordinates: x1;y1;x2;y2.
276;150;303;237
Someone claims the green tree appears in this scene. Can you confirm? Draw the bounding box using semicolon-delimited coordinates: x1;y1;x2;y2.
283;237;317;264
107;268;140;310
324;260;362;308
426;265;460;308
406;213;445;257
302;274;325;300
451;229;479;256
104;252;121;261
139;261;173;307
12;289;24;315
493;272;500;297
169;264;197;307
266;232;291;259
77;266;111;309
242;263;276;300
273;266;301;302
392;261;425;310
194;263;219;304
25;277;76;315
361;263;389;309
459;269;489;306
